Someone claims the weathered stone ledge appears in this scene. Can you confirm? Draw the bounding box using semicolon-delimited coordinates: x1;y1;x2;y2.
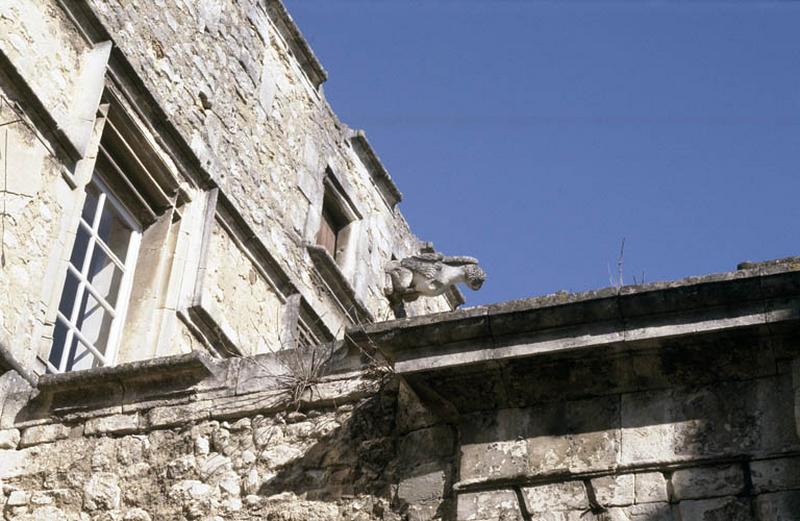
9;373;381;449
348;130;402;209
37;351;213;390
3;343;375;436
306;244;374;324
264;0;327;89
354;258;800;375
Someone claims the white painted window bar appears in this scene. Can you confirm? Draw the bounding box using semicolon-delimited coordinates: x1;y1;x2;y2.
48;177;141;373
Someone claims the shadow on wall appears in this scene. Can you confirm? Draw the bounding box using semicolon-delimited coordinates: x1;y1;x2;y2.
254;377;458;520
435;330;797;452
437;327;800;521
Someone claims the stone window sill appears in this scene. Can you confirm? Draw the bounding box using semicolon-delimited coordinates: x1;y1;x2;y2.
37;351;213;391
306;244;374;324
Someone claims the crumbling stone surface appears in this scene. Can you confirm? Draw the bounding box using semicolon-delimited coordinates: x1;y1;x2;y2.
633;472;668;504
456;490;523;521
0;371;457;520
590;474;634;507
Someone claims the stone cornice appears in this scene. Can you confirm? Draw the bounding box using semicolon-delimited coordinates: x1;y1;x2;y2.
351;257;800;375
264;0;328;90
349;130;403;209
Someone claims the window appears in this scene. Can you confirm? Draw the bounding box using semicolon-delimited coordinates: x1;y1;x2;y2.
315;202;347;260
305;170;373;324
314;172;360;266
47;177;141;373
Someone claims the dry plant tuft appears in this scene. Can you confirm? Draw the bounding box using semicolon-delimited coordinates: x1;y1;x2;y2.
228;303;397;410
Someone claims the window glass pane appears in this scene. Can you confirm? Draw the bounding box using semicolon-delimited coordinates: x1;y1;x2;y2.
81;182;100;224
69;225;91;269
87;246;124;307
66;336;98;372
48;319;69;371
49;175;141;373
74;290;112;355
58;271;80;317
97;201;132;262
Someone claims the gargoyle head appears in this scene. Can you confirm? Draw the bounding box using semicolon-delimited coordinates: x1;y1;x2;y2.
464;264;487;290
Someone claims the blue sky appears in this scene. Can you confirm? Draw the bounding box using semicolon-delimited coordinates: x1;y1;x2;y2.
284;0;800;307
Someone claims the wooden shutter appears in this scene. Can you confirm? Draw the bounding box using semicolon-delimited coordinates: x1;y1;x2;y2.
316;210;337;257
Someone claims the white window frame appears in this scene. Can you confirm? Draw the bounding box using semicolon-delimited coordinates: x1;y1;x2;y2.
47;176;142;373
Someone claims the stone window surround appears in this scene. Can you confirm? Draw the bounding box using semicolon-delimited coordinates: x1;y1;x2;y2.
177;188;334;357
305;167;374;326
36;85;186;373
317;170;361;270
348;129;402;211
32;79;336;368
2;4;346;372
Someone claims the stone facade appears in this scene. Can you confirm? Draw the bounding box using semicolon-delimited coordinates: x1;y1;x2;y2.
0;0;455;374
1;261;799;520
1;1;800;520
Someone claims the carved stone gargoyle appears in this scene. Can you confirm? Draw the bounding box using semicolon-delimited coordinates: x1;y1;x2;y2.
385;243;486;318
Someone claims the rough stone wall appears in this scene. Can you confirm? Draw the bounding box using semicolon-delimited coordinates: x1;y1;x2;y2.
0;91;77;369
84;0;450;328
0;0;454;373
0;351;457;521
455;333;800;520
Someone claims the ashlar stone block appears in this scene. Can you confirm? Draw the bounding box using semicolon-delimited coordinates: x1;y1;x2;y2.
626;502;674;521
398;467;449;504
457;490;522;521
671;464;745;500
19;423;70;447
461;439;528;482
621;377;798;466
634;472;668;503
0;428;21;449
677;496;753;521
591;474;634;507
754;491;800;521
750;456;800;494
522;481;588;513
147;400;212;428
399;425;455;470
7;490;30;506
84;413;140;435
